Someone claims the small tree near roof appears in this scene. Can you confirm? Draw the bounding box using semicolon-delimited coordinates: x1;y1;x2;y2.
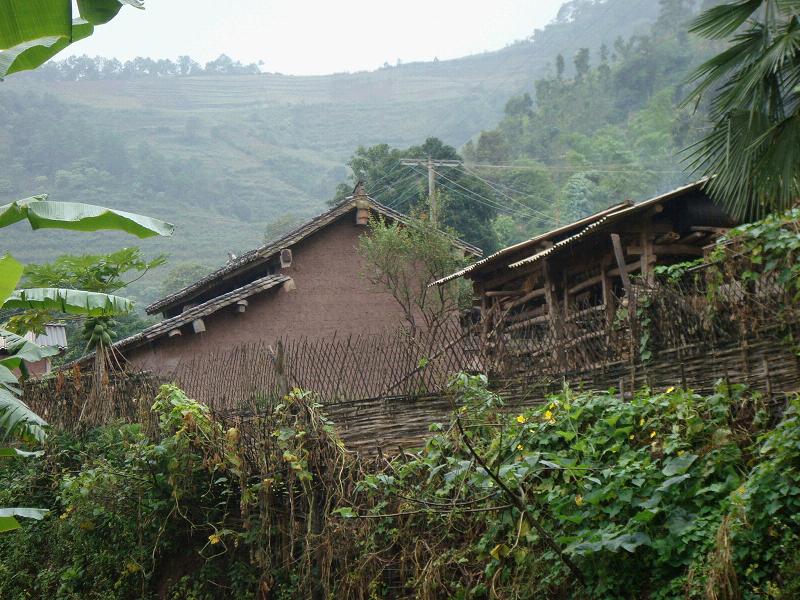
358;210;473;337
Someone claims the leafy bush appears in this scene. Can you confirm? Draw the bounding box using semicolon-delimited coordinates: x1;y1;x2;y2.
0;385;255;600
331;375;800;599
2;379;799;598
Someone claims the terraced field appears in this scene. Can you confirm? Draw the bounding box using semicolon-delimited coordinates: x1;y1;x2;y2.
0;0;661;303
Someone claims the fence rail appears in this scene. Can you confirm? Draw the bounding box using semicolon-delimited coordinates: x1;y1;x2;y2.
24;268;800;448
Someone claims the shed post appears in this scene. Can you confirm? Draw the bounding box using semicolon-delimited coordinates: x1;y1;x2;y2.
543;259;566;370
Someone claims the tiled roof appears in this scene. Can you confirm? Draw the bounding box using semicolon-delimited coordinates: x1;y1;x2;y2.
147;194;481;315
114;274;291;353
430;179;708;285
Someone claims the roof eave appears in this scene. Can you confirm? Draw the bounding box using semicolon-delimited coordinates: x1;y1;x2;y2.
146;195;481;315
429;179;709;286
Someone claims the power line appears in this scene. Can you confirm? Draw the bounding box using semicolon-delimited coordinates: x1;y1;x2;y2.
399;158;462;226
467;162;686;174
365;160;403;192
432;167;556;222
430;170;545;221
435;177;541;221
457;164;559;224
368;170;420;201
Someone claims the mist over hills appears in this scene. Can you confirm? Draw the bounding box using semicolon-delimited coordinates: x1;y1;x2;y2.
0;0;663;303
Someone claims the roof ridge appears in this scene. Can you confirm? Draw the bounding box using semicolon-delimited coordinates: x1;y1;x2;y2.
146;197;358;315
146;195;480;315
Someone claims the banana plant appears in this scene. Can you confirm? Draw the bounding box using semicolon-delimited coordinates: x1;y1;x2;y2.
0;0;144;80
0;195;173;532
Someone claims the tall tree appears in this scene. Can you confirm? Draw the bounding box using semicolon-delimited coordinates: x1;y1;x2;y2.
574;48;591;82
333;138;499;252
684;0;800;220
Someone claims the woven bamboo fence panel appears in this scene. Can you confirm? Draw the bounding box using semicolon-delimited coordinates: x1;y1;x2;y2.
23;272;800;450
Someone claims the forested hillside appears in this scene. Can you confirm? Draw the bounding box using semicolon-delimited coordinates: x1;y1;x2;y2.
332;0;718;250
0;0;663;304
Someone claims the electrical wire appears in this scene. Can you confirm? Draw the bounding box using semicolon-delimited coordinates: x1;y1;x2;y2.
455;165;559;224
368;171;422;204
466;162;685;173
431;167;555;222
430;171;545;221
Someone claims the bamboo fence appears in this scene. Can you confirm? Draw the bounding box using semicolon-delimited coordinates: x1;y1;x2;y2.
23;272;800;451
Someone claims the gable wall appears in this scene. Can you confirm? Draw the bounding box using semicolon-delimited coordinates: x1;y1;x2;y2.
127;215;406;374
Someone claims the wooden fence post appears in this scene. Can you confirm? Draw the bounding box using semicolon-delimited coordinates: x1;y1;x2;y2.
275;340;289;398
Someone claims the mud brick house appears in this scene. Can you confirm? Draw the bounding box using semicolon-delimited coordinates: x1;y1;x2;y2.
431;180;739;375
113;184;480;375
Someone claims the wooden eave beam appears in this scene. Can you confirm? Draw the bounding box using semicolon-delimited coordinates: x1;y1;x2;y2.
627;244;705;256
484;290;527;297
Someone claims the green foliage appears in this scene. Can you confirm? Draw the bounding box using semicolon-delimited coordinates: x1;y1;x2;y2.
2;376;800;597
0;0;141;79
332;376;799;598
24;248;166;294
684;0;800;220
334;138;500;251
0;385;255;599
358;214;472;333
655;207;800;332
717;207;800;300
461;1;711;246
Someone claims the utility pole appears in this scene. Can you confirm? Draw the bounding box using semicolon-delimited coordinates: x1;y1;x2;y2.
400;157;461;226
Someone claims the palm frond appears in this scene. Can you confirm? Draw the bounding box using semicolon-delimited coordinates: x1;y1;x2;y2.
689;0;763;39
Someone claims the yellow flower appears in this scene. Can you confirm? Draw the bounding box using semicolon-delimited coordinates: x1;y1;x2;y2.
517;444;524;451
575;495;584;506
665;386;675;394
208;533;221;545
629;434;635;440
544;410;553;421
126;562;141;574
650;431;657;438
516;415;527;424
639;417;645;426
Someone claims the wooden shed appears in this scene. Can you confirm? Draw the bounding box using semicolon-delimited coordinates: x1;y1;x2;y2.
431;181;739;374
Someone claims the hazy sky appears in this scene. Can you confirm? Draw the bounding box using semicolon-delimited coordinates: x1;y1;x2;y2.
67;0;566;75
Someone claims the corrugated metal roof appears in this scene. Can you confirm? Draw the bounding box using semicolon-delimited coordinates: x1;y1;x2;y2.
0;323;68;351
33;324;68;349
508;215;612;269
146;193;481;316
430;179;708;285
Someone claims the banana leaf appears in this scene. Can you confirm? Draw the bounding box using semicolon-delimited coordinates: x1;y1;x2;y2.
0;0;141;78
77;0;143;26
0;255;23;305
0;387;47;443
0;197;174;238
4;288;133;316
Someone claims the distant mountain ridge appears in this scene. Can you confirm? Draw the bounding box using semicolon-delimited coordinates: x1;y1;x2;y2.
0;0;663;304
